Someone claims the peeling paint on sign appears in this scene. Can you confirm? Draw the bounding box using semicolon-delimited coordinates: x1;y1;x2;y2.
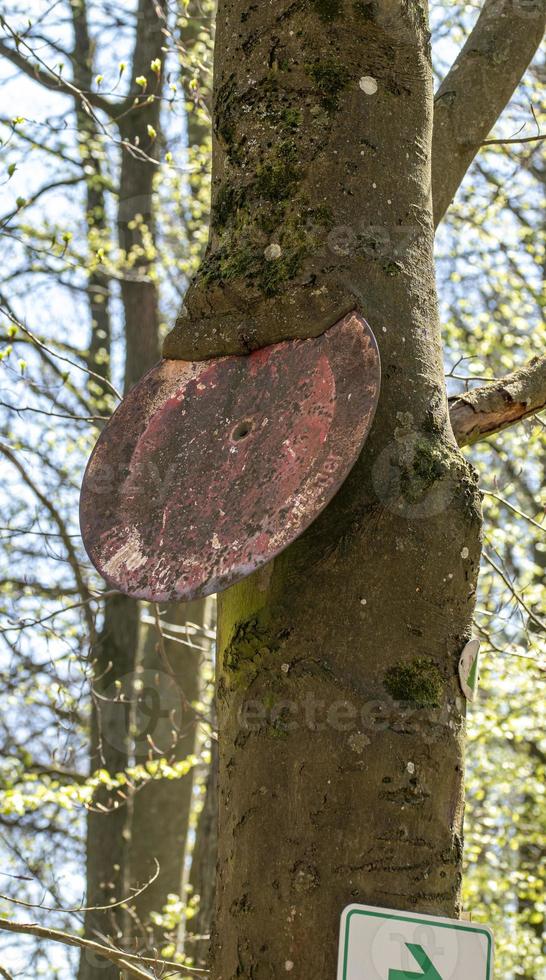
80;311;380;602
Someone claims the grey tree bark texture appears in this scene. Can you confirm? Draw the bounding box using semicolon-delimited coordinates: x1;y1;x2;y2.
160;2;487;977
187;717;219;967
128;598;214;954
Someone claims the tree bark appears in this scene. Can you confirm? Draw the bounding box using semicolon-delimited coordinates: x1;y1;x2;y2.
79;594;139;980
71;0;112;404
186;718;218;968
163;2;483;978
449;355;546;447
118;0;165;392
128;598;214;954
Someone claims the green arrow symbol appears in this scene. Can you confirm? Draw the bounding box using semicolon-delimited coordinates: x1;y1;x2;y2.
388;943;443;980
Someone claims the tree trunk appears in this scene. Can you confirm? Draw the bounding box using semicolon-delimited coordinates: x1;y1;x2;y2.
80;4;165;972
71;0;112;405
71;6;135;976
79;594;139;980
118;0;164;392
128;598;214;954
186;713;218;968
162;3;484;977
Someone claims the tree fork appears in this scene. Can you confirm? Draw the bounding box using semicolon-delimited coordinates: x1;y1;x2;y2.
164;2;483;978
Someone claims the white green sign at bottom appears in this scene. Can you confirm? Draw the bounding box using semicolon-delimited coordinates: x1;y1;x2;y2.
337;904;494;980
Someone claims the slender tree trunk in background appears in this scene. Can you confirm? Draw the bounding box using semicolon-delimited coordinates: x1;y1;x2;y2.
80;4;164;972
162;3;483;976
172;5;218;964
118;0;164;392
117;1;216;957
71;0;112;402
71;5;133;976
187;732;218;968
128;598;214;954
517;773;546;980
79;596;139;980
183;0;214;159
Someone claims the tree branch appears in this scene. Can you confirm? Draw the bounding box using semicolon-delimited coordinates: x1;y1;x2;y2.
449;355;546;447
0;918;207;978
481;131;546;147
482;549;546;631
0;37;116;119
432;0;546;226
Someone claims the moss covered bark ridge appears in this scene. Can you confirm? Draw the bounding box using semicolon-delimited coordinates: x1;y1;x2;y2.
163;0;433;360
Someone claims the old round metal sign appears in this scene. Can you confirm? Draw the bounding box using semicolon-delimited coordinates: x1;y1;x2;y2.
80;311;380;602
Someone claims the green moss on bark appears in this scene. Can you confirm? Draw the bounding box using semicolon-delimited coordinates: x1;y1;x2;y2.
223;613;290;688
200;235;303;296
454;457;483;525
212;183;246;229
306;60;351;111
281;108;303;130
215;76;238;147
412;438;451;485
396;437;455;505
384;658;444;707
310;0;343;20
255;141;302;200
201;201;320;297
353;0;377;17
223;616;272;679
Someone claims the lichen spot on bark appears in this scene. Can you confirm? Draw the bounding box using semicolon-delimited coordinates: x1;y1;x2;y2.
359;75;378;95
384;657;445;707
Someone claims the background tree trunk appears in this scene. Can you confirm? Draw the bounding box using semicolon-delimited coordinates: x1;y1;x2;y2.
128;598;214;954
186;714;218;968
79;1;201;971
71;0;112;403
118;0;164;392
79;596;138;980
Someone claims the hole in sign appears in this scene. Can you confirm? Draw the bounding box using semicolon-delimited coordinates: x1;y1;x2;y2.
231;419;254;442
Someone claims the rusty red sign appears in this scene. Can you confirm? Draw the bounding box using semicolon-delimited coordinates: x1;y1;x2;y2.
80;311;380;602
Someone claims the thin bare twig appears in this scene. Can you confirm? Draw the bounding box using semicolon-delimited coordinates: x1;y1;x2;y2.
0;590;117;635
0;309;122;401
481;132;546;147
0;862;159;916
0;918;208;977
482;551;546;633
483;490;545;534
